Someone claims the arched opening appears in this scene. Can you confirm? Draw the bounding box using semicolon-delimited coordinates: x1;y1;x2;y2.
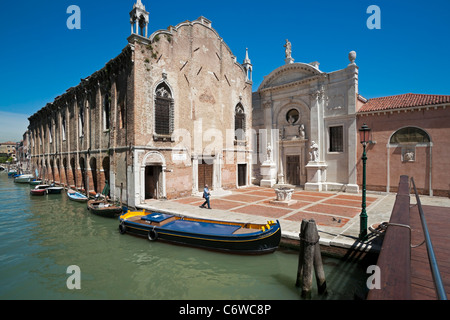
389;127;430;145
63;158;68;187
79;106;85;137
154;82;174;136
142;152;165;200
90;157;98;193
56;158;61;184
79;157;87;193
138;16;147;36
234;103;246;141
50;159;55;182
388;126;432;195
103;94;111;131
44;159;49;182
70;158;77;188
102;157;110;197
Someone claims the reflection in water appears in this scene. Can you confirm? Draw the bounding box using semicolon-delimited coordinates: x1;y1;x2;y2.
0;174;368;300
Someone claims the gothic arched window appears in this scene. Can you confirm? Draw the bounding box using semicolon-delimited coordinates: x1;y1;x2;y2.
154;82;174;137
79;105;85;137
103;94;110;131
234;103;246;141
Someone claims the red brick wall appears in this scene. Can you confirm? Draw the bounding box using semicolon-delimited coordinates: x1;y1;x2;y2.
357;107;450;196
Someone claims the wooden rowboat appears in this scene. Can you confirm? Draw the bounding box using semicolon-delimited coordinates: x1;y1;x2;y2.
87;199;124;218
67;190;88;202
118;211;281;254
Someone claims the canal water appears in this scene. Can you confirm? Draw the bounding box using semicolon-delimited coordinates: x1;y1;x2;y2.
0;173;369;300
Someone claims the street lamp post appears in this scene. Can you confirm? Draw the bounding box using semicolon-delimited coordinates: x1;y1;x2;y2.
359;123;371;241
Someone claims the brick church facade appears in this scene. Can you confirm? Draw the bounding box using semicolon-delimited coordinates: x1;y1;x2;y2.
27;0;253;206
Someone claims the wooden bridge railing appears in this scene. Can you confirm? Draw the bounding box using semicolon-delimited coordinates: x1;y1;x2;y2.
367;175;411;300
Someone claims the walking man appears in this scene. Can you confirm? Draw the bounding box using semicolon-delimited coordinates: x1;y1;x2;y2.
200;184;211;209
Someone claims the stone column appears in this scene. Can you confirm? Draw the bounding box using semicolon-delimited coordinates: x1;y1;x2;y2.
305;87;328;191
346;57;360;193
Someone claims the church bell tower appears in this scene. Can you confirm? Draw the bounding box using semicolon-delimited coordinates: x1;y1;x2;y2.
130;0;149;37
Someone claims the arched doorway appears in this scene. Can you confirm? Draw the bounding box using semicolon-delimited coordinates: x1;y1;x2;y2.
141;151;166;201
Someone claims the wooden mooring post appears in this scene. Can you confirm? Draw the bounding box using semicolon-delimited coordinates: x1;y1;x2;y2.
295;219;327;299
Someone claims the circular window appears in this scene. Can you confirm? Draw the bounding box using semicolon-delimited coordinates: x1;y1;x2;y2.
286;109;299;124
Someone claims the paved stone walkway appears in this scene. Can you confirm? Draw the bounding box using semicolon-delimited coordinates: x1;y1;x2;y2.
137;186;401;253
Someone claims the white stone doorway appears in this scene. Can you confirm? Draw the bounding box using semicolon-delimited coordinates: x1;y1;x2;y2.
145;165;162;199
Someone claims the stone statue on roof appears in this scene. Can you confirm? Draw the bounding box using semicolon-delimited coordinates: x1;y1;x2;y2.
284;39;292;59
284;39;294;64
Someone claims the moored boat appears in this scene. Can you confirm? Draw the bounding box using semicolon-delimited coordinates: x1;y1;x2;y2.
87;199;124;218
30;184;50;196
7;170;17;177
118;211;281;254
29;179;43;185
67;190;88;202
46;183;63;194
14;174;34;183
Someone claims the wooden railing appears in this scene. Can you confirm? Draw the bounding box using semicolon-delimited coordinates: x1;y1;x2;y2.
367;175;411;300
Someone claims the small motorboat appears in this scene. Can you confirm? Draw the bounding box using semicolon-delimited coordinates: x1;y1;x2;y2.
67;190;88;202
7;170;17;177
30;184;50;196
119;211;281;254
46;183;64;194
14;174;34;183
29;179;43;186
87;199;124;218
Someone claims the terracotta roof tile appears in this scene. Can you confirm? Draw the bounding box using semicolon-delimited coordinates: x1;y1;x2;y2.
358;93;450;113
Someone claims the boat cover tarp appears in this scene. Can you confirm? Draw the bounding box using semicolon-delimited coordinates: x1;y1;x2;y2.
161;220;241;236
141;213;174;223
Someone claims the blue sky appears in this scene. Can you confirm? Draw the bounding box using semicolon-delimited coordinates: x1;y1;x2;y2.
1;0;449;142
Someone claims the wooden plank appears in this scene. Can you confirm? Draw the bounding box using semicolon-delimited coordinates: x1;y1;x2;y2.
410;204;450;299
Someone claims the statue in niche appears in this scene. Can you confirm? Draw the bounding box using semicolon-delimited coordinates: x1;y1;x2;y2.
309;141;319;162
288;115;295;125
404;150;415;162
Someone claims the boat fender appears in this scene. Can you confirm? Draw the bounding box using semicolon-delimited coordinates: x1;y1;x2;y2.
119;222;127;234
148;227;158;241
